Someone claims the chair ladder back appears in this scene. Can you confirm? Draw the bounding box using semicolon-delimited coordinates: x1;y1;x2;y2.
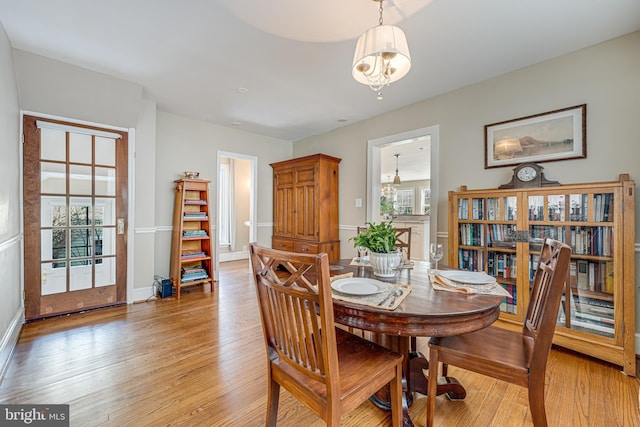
394;227;412;259
523;239;572;363
250;245;337;384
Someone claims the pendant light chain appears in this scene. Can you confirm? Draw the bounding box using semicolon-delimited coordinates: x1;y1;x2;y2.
379;0;384;26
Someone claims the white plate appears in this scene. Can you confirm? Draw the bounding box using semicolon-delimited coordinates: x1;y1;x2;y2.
438;270;497;285
331;278;388;295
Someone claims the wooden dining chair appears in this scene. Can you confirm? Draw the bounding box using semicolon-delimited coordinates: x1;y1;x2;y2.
426;238;571;427
394;227;412;259
249;243;404;426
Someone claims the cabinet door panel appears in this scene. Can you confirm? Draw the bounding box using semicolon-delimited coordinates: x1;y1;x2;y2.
274;186;294;236
295;183;317;239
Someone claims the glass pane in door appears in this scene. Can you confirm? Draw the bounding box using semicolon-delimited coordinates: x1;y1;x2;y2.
41;261;66;295
96;228;116;256
95;167;116;196
69;132;92;164
40;128;66;161
70;260;92;291
503;196;517;221
41;162;66;194
95;198;115;226
96;257;116;287
95;136;116;166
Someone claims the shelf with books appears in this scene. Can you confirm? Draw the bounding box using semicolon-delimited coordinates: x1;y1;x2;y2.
170;178;214;299
448;174;635;375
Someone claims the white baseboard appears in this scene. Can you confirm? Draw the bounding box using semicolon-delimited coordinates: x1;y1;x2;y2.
131;286;157;304
0;308;24;384
220;251;249;262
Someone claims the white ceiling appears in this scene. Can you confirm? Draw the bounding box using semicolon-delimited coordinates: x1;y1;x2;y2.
0;0;639;143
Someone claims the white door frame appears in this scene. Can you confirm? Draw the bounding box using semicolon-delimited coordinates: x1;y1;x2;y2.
366;125;440;247
215;151;258;280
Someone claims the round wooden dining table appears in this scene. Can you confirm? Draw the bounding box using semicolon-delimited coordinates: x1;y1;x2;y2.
330;259;504;427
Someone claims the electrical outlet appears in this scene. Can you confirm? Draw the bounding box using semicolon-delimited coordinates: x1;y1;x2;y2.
355;198;362;208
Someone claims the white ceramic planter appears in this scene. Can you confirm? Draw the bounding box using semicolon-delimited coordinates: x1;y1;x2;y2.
369;251;402;277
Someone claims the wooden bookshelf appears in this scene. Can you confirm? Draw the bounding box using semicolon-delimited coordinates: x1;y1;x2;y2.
169;179;214;298
448;174;635;376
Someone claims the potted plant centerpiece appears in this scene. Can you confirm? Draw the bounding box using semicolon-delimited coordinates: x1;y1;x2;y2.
350;221;402;277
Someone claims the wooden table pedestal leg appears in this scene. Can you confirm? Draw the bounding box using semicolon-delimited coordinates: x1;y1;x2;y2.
408;351;467;400
368;334;468;426
369;334;414;426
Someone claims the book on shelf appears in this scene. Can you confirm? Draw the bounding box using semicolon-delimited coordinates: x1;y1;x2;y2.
183;230;208;237
604;261;614;293
181;264;209;282
569;261;577;288
570;317;614;336
184;211;208;218
570;226;614;256
181;251;206;259
499;284;517;315
458;199;469;220
471;198;484;220
576;260;589;290
571;293;613;310
594;193;614;222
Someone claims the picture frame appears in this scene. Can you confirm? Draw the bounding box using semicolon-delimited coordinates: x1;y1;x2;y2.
485;104;586;169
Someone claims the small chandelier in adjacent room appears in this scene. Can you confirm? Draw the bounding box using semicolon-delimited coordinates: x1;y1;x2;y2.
393;153;401;185
382;175;397;199
352;0;411;100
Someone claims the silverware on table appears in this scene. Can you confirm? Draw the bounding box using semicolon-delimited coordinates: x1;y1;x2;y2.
387;289;403;307
379;288;402;307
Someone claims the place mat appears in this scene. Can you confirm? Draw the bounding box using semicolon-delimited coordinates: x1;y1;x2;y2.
331;278;411;311
430;273;512;297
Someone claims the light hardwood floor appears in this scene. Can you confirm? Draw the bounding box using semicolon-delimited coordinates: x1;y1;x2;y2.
1;260;638;426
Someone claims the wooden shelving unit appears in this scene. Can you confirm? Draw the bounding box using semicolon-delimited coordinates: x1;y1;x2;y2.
448;174;635;376
169;178;214;298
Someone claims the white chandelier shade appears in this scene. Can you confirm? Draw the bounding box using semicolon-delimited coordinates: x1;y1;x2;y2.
352;24;411;91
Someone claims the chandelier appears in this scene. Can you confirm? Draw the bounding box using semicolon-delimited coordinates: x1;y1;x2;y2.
352;0;411;100
381;176;397;199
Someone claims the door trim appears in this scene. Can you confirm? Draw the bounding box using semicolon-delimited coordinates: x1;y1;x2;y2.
366;125;440;248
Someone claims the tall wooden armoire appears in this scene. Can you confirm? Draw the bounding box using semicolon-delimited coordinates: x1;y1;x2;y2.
270;154;341;261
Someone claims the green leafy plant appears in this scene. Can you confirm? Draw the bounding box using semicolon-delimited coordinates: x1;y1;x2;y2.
349;221;398;253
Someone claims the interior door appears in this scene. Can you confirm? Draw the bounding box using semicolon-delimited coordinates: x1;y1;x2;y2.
23;115;128;320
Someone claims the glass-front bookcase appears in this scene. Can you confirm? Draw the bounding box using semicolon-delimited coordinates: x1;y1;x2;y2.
448;174;635;376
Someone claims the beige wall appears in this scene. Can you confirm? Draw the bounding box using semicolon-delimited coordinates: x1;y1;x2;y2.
152;111;291;281
13;50;142;128
293;31;640;349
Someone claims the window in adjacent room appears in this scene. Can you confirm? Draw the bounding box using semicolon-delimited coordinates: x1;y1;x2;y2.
396;189;414;215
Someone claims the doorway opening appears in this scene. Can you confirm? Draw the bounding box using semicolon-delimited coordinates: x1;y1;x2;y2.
215;151;257;280
366;125;439;260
